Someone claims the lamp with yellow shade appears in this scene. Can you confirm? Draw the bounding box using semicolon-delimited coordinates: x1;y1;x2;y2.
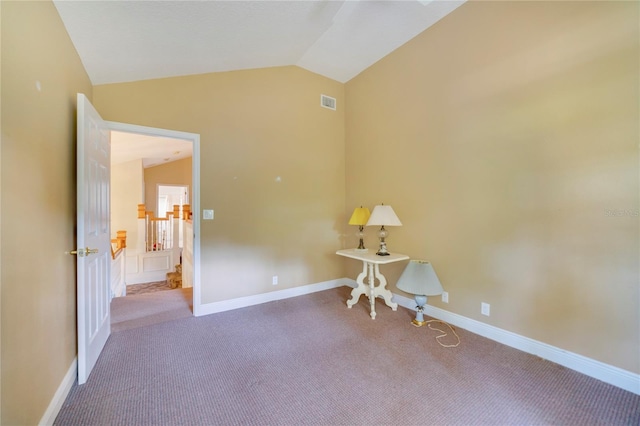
348;206;371;252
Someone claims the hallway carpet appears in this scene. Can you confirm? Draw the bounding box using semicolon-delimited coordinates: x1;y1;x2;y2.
126;280;173;295
111;287;193;332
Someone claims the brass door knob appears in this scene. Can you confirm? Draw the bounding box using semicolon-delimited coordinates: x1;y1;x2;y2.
68;247;99;257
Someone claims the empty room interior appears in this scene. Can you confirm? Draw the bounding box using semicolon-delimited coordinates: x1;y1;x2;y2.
1;0;639;424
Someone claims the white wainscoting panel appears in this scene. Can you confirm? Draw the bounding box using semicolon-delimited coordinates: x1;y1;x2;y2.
125;254;139;274
110;250;126;298
142;253;170;272
126;249;175;285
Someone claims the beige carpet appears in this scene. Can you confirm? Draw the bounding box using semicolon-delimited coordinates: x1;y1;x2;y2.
58;286;639;425
111;287;193;332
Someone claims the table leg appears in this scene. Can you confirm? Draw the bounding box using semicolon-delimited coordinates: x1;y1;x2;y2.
373;263;398;311
346;261;368;309
368;262;376;319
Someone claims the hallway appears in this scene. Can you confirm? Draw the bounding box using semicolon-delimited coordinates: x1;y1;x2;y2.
111;288;193;332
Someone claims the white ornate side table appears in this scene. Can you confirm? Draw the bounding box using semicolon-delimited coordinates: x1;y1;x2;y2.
336;249;409;319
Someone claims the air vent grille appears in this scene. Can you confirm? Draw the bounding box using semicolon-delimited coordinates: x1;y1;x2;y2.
320;94;336;111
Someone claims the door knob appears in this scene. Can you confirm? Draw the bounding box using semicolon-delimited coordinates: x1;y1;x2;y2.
68;247;99;257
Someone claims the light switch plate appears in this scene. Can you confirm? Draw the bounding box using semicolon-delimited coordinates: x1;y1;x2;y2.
203;209;214;220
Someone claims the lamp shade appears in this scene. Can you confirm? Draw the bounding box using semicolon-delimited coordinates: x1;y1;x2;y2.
396;260;443;296
366;205;402;227
348;207;371;226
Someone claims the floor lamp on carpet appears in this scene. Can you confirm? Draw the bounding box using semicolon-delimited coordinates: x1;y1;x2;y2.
396;260;443;327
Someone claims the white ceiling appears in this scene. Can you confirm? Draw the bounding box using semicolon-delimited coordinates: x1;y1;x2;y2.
55;0;464;166
53;0;465;86
111;131;193;168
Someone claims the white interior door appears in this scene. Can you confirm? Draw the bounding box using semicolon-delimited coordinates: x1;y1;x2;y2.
76;93;111;385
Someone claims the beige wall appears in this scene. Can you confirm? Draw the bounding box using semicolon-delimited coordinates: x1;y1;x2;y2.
1;1;93;424
144;157;192;215
94;67;346;303
1;2;637;422
0;2;3;421
345;1;639;373
112;159;144;251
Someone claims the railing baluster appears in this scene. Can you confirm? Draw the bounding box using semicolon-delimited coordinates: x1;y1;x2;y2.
138;204;184;253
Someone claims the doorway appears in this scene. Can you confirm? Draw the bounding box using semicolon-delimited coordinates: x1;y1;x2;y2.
108;121;201;315
157;184;189;248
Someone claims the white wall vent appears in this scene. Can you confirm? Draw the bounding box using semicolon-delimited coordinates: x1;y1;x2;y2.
320;94;336;111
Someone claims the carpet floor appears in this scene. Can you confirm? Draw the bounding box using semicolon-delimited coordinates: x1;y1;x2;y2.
111;288;193;332
55;286;640;425
126;280;174;295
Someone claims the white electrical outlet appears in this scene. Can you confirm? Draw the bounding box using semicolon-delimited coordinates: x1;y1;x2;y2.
442;291;449;303
272;275;278;285
481;302;490;316
203;209;214;220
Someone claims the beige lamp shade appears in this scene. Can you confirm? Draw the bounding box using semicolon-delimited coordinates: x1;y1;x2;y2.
396;260;443;296
366;204;402;227
348;207;371;226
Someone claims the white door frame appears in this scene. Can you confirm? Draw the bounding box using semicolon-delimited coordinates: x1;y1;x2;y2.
107;121;202;314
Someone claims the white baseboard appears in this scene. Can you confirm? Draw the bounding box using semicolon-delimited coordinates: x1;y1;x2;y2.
39;357;77;426
195;278;352;317
391;290;640;395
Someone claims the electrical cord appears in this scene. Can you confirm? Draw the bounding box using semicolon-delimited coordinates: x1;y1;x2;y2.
422;319;461;348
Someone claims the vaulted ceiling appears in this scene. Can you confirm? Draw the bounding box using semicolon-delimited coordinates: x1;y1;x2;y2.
53;0;464;85
54;0;464;166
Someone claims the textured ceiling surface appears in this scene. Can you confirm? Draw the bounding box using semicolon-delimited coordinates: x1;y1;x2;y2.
55;1;464;165
111;131;193;168
53;0;465;85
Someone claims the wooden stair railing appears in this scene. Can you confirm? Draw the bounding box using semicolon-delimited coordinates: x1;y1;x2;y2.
111;230;127;259
137;204;191;253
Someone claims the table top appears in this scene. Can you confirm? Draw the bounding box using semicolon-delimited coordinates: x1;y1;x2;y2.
336;249;410;264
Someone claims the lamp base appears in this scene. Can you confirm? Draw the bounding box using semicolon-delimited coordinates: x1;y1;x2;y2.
354;248;368;253
376;227;391;256
376;242;390;256
410;295;428;326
